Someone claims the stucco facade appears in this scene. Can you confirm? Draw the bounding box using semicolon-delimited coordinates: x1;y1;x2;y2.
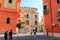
43;0;60;37
39;16;44;32
0;0;21;32
20;7;38;32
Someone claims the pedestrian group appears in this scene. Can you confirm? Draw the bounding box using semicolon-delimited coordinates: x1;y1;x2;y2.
31;27;37;36
4;29;13;40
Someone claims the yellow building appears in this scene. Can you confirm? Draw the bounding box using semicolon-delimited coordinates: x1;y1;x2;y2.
19;7;38;32
39;16;44;32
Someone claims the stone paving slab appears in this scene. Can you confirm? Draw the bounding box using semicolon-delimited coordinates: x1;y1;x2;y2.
0;35;60;40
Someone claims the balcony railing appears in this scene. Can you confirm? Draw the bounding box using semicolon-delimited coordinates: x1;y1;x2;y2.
43;10;48;15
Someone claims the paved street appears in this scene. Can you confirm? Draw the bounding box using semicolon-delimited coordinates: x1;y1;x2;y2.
0;35;60;40
0;32;60;40
0;32;44;37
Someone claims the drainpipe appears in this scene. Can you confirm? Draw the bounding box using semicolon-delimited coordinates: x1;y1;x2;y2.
50;0;54;37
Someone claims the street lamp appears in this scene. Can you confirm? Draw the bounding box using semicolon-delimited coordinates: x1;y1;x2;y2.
52;23;55;26
52;23;55;38
49;0;55;38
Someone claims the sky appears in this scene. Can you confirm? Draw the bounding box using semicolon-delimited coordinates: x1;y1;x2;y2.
20;0;43;22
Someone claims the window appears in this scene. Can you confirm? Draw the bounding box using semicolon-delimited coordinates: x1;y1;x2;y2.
44;5;47;10
26;20;29;25
26;14;29;18
57;0;60;3
35;21;37;25
19;10;21;12
6;18;10;24
9;0;12;3
57;11;60;17
43;4;48;14
35;15;37;19
24;15;26;17
57;10;60;23
57;18;60;23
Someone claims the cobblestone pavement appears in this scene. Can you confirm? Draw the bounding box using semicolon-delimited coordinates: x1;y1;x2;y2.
0;35;60;40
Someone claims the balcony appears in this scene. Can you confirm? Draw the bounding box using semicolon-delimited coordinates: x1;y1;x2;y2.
43;10;48;15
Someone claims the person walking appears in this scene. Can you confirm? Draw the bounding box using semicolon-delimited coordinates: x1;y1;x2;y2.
33;29;36;35
9;29;13;40
34;29;36;35
4;31;8;40
35;27;37;32
31;29;33;36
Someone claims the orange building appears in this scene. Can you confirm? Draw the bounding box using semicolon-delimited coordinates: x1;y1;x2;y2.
0;0;21;33
43;0;60;37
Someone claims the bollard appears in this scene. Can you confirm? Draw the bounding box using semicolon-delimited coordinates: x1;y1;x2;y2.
46;29;48;36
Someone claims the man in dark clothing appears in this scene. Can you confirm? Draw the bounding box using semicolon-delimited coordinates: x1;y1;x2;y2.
9;29;13;40
35;27;37;32
4;31;8;40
